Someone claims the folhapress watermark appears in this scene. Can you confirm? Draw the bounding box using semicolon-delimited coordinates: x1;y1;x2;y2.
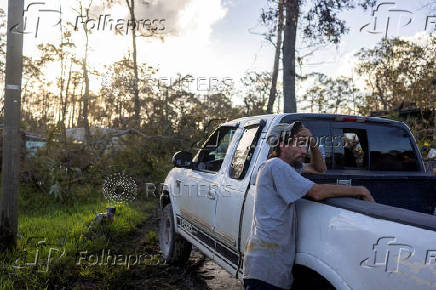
77;249;164;269
361;236;436;273
12;238;65;273
360;2;436;38
9;238;164;272
9;2;166;38
360;237;415;272
74;15;166;35
10;2;62;38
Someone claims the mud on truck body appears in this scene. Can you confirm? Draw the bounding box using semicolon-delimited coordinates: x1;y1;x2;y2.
159;113;436;290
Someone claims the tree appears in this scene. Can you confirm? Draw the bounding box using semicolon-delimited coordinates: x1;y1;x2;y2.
280;0;376;113
104;0;162;127
0;8;6;80
76;1;93;142
356;36;436;113
240;71;272;116
0;0;24;251
261;0;285;113
355;35;436;144
301;73;357;114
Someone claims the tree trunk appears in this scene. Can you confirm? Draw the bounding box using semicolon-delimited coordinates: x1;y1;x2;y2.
42;90;47;127
127;0;141;127
267;0;284;114
63;60;72;125
433;108;436;142
282;0;299;113
77;82;84;128
375;78;388;111
1;0;24;251
58;18;64;124
70;81;78;128
81;5;91;143
82;58;90;142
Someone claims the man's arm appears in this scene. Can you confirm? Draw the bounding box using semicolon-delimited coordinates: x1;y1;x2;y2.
303;145;327;174
306;184;375;202
298;128;327;174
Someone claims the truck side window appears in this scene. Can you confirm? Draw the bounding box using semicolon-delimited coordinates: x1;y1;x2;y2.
229;125;262;179
192;127;236;172
333;128;369;170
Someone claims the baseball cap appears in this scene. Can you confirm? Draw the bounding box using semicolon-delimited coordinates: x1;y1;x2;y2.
266;121;304;147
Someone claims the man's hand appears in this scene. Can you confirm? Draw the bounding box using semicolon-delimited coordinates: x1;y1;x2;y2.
355;186;375;202
295;127;317;148
307;184;376;202
297;126;327;174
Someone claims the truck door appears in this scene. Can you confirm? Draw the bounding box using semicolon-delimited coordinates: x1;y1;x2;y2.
178;126;237;250
214;120;266;271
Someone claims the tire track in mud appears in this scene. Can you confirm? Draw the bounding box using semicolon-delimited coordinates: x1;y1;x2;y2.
128;211;243;290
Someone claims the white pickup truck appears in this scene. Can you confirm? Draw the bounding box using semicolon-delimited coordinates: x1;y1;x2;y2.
159;113;436;290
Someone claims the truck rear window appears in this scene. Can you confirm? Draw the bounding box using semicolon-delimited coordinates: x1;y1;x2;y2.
367;125;419;171
334;124;419;171
282;118;420;172
334;128;368;170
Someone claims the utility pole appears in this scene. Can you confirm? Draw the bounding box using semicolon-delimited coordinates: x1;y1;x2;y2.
0;0;24;251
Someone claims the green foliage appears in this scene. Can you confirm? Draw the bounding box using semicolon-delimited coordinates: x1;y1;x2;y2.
355;35;436;112
1;188;155;289
21;127;94;204
354;35;436;146
240;71;272;115
21;122;186;205
302;0;376;44
144;230;158;244
99;135;179;191
300;73;358;114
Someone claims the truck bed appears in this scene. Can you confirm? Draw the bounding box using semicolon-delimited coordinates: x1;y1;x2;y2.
303;172;436;215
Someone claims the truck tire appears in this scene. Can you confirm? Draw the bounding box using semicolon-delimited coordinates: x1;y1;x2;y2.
292;264;335;290
159;203;192;265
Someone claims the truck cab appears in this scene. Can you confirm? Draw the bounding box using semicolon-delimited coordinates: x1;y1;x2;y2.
159;113;436;290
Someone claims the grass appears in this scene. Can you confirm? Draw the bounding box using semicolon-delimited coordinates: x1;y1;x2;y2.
0;184;159;289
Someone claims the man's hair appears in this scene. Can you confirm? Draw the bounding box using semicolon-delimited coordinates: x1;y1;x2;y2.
268;121;304;158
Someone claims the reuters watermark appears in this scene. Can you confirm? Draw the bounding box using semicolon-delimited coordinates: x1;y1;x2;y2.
101;73;235;93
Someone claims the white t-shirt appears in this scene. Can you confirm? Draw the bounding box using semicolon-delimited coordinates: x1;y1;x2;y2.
242;157;315;289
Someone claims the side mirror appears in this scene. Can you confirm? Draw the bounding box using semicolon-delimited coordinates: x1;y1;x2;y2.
172;151;193;168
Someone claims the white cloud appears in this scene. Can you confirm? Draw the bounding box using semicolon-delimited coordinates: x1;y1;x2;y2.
3;0;228;92
400;31;434;46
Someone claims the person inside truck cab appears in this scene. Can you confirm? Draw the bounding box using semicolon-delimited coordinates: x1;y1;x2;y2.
242;121;375;290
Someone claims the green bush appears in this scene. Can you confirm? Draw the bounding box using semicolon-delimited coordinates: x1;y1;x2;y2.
21;127;183;205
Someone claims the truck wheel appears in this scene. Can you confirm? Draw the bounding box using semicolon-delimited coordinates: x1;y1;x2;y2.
159;203;192;265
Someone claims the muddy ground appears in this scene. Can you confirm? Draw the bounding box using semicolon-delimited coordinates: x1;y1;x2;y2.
101;211;244;290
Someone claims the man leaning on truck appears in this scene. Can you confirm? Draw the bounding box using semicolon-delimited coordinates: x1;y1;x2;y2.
242;121;375;290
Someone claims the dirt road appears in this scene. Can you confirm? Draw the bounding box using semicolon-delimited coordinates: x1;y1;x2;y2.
120;211;243;290
186;247;243;290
